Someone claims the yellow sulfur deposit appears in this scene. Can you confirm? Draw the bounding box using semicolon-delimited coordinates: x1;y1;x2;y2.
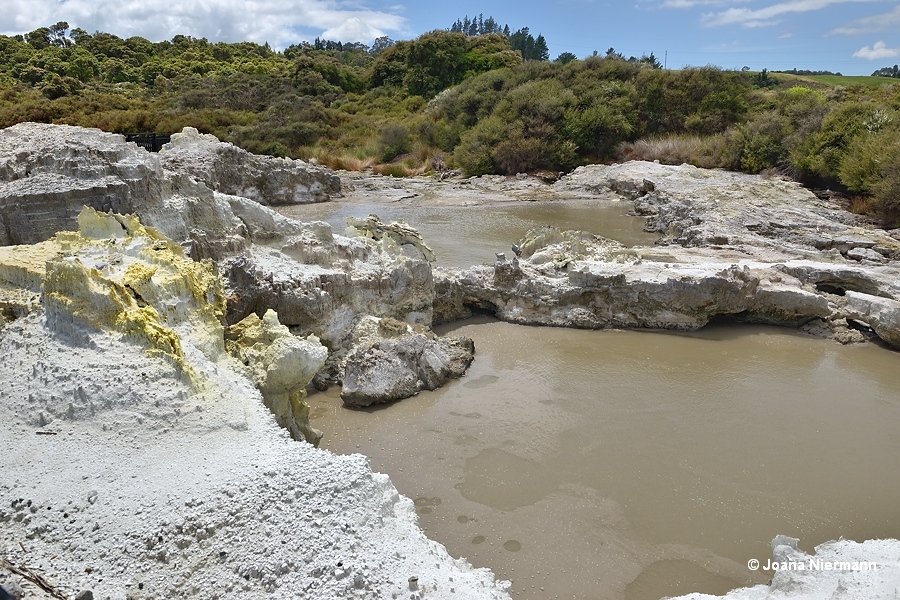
0;206;228;387
225;309;327;445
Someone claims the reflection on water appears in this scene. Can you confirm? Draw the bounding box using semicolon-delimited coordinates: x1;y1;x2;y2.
310;320;900;600
277;197;657;268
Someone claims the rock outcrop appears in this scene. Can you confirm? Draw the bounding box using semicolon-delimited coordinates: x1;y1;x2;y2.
436;228;834;330
159;127;340;204
340;316;475;407
0;123;464;406
435;162;900;349
558;162;900;260
0;123;166;246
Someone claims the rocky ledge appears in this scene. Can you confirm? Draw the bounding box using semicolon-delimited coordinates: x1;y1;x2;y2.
435;162;900;350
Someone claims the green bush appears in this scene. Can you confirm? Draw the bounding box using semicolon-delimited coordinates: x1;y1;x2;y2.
452;115;506;175
791;101;884;183
377;123;411;161
732;110;789;172
839;125;900;226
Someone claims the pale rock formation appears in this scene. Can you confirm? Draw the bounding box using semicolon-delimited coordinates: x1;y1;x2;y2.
0;123;455;403
340;316;475;407
558;162;900;260
0;123;166;245
0;215;510;600
671;536;900;599
433;162;900;349
159;126;340;204
844;291;900;348
220;210;436;369
346;214;437;262
225;309;327;445
435;226;832;330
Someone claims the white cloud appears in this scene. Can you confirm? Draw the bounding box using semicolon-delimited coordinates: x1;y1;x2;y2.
0;0;408;47
702;0;883;28
830;5;900;35
853;40;900;59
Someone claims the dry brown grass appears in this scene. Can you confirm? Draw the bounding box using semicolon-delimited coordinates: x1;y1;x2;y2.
618;133;738;169
327;155;377;171
848;195;873;215
373;163;419;177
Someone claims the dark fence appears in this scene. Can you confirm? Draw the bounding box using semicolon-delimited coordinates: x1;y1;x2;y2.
125;132;171;152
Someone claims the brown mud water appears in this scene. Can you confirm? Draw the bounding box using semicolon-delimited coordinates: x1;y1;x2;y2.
282;191;900;600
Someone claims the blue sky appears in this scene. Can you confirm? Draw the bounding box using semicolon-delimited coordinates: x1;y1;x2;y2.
3;0;899;75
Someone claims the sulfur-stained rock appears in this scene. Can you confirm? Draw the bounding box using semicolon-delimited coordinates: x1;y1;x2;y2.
225;310;328;445
0;207;227;384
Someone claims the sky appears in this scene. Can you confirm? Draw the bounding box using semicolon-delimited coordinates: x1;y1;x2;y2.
2;0;900;75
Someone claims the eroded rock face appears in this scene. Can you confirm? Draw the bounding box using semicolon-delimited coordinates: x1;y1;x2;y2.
435;161;900;349
0;123;166;246
159;127;340;205
559;162;900;260
435;227;833;330
221;210;436;350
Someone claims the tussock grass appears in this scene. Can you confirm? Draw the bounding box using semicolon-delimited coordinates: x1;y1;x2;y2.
618;133;737;169
849;195;874;216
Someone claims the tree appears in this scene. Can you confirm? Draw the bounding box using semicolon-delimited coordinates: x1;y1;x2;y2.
25;27;51;49
48;22;72;48
534;35;549;62
556;52;577;65
372;36;394;54
508;27;549;61
871;65;899;78
639;52;661;69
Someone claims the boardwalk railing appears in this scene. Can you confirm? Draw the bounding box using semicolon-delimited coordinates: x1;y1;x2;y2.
125;132;171;152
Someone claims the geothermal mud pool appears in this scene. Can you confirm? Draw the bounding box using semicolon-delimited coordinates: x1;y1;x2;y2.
286;190;900;600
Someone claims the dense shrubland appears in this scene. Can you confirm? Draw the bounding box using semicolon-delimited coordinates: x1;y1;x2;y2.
1;22;899;225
